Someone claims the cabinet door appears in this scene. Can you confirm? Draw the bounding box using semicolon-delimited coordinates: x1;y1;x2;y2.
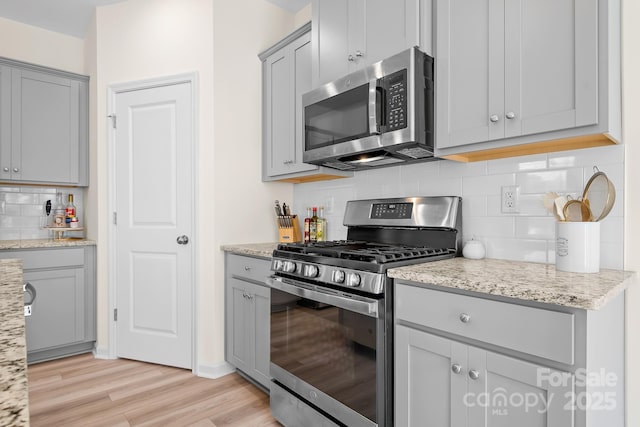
11;68;80;184
436;0;505;149
312;0;350;86
227;277;253;373
0;65;11;180
249;280;271;389
395;325;468;427
361;0;420;67
265;34;317;177
467;347;574;427
24;268;85;352
504;0;597;138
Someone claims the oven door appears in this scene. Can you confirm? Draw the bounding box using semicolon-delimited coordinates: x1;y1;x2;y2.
267;276;386;427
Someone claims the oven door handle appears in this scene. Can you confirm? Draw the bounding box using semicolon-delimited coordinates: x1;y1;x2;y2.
266;277;380;318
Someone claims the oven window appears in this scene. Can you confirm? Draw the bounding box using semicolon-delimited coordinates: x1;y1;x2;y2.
305;85;370;150
270;289;378;423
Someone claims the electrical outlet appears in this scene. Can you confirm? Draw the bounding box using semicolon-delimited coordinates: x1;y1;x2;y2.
501;185;520;213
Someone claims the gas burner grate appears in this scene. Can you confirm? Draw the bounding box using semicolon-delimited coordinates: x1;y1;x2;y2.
340;246;457;264
277;241;456;264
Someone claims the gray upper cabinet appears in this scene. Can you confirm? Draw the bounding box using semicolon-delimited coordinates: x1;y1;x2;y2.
260;23;352;183
435;0;620;160
311;0;421;87
0;58;89;186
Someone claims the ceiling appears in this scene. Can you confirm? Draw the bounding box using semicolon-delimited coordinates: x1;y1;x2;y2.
0;0;310;39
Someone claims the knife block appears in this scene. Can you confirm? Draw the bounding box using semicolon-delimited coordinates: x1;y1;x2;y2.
277;215;302;243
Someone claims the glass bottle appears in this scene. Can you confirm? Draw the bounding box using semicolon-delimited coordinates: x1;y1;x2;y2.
53;192;66;227
317;206;327;241
304;207;311;243
65;194;76;224
310;207;318;242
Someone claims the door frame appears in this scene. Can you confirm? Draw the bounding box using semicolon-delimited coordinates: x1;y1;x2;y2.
107;72;199;373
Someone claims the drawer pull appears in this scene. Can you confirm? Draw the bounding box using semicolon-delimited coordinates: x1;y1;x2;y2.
469;370;480;380
459;313;471;323
244;266;251;271
451;364;462;375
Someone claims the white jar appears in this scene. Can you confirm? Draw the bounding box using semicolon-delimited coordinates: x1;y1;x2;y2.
556;222;600;273
462;239;486;259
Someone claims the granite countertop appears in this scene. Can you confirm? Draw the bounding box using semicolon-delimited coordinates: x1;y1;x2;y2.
388;257;636;310
0;259;29;427
221;242;279;259
0;239;96;250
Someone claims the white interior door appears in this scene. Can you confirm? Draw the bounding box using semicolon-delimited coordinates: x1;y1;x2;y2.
114;81;193;369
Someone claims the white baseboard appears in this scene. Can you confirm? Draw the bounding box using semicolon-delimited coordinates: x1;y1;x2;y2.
92;345;114;360
197;361;236;379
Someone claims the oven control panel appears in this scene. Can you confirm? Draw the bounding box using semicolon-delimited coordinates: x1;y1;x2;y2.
371;202;413;219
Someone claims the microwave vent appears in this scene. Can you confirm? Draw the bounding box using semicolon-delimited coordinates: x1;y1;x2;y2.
397;146;433;159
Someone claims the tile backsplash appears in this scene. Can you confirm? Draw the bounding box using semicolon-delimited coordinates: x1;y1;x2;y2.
0;186;84;240
292;145;625;269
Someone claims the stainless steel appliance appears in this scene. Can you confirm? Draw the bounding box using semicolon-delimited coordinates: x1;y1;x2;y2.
267;196;462;427
302;47;434;170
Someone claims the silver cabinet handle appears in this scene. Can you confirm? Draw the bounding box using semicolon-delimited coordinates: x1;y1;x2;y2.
12;167;19;173
244;266;251;271
355;50;364;57
348;54;355;62
490;115;499;123
24;282;37;305
451;364;462;374
459;313;471;323
176;235;189;245
2;167;8;172
469;370;480;380
506;111;516;119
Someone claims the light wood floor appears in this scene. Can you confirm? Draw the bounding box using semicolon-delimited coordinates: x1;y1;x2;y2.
28;353;280;427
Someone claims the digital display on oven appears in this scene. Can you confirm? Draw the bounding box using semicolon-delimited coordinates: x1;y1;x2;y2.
371;202;413;219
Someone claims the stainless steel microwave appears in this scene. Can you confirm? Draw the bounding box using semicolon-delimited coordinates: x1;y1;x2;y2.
302;46;434;170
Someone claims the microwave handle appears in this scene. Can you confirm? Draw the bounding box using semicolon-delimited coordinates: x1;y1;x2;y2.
368;79;381;135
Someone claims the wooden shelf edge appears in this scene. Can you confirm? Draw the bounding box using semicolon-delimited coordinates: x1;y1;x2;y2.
440;133;618;163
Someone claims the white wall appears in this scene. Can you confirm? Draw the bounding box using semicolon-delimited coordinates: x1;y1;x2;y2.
622;0;640;424
0;16;84;74
87;0;295;371
210;0;295;366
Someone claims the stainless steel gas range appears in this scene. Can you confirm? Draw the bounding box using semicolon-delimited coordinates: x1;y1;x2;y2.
266;196;462;427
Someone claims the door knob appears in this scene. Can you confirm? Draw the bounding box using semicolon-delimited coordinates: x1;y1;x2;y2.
451;364;462;374
176;235;189;245
469;370;480;380
12;167;19;173
489;115;499;123
2;167;8;172
506;111;516;119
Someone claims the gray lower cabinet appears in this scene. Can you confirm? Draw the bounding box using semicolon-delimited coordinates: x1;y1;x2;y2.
225;253;271;390
0;57;89;186
260;23;352;183
395;282;625;427
0;245;96;363
435;0;620;160
396;326;572;427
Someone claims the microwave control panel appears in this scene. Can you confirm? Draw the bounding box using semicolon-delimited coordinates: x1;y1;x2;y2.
385;69;407;131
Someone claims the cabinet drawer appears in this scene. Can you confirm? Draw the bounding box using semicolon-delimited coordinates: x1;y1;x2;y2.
226;254;271;283
0;248;85;270
396;284;575;365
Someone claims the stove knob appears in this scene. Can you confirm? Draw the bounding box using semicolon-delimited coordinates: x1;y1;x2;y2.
332;270;345;284
346;273;361;287
273;260;283;271
305;265;319;278
283;261;296;274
